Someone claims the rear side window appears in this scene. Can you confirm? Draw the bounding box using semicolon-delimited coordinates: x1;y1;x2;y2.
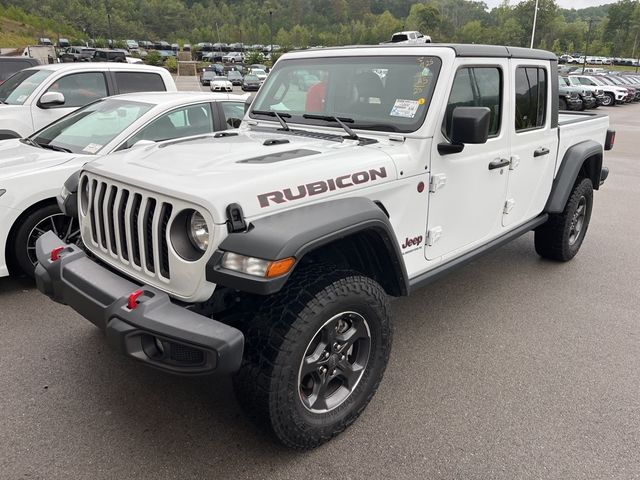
0;60;35;82
444;67;502;138
515;67;547;132
116;72;166;94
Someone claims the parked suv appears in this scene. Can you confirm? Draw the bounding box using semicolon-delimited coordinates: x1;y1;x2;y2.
559;76;595;109
59;46;95;62
222;51;244;63
91;49;127;62
0;63;176;139
570;74;628;106
558;77;583;110
564;75;605;106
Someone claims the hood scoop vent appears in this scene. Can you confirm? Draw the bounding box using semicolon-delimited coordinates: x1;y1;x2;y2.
263;138;290;146
238;148;320;164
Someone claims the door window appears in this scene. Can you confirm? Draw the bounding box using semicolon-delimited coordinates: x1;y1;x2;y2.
115;72;166;93
443;67;502;139
515;67;547;132
44;72;108;108
220;101;245;128
124;103;213;147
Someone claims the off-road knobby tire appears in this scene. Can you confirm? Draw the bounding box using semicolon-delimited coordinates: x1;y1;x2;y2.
232;264;392;450
535;177;594;261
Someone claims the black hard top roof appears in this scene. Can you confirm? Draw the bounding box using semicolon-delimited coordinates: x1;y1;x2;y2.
304;43;558;61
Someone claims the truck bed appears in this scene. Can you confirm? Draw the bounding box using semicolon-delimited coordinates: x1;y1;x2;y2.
555;111;609;176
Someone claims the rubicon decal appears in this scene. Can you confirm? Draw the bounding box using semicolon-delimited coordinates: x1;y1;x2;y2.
258;167;388;208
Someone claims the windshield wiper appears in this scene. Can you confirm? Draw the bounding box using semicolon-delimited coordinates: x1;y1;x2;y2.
251;109;291;131
20;137;41;148
38;142;72;153
303;114;359;140
0;99;6;105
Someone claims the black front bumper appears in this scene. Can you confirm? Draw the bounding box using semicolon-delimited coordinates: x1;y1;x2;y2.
34;231;244;376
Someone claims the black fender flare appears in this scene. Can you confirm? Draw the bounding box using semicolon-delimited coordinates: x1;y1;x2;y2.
206;197;409;296
545;140;603;214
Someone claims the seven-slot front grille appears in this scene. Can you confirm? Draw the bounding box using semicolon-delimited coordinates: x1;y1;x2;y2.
87;177;173;280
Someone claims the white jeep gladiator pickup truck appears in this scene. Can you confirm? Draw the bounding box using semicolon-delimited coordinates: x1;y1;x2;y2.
35;44;614;450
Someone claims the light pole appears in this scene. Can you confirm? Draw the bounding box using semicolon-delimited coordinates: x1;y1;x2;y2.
269;10;273;55
530;0;539;49
105;0;113;47
582;18;593;74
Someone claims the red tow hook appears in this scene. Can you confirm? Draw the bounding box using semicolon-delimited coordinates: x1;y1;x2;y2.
50;246;65;262
127;289;144;310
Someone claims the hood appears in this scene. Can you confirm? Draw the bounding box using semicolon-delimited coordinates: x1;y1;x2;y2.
86;127;398;222
0;139;77;179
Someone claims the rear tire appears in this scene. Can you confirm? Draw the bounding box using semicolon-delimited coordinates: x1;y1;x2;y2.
232;264;392;450
535;177;593;262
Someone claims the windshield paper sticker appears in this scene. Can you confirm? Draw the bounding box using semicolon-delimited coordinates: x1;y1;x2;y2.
16;95;27;103
82;143;102;154
390;99;420;118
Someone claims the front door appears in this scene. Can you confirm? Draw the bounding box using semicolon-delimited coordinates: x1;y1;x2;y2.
426;59;510;260
33;71;109;131
503;61;558;227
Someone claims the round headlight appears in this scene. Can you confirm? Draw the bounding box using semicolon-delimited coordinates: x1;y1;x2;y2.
188;211;209;251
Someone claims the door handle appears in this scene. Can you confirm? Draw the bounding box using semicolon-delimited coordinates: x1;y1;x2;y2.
534;147;550;157
488;158;510;170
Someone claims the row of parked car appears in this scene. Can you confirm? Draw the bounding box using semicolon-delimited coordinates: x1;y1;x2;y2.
0;61;248;279
558;72;640;110
559;54;639;66
199;63;269;91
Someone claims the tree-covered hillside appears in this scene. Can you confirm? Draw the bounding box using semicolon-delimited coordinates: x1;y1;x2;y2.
2;0;640;57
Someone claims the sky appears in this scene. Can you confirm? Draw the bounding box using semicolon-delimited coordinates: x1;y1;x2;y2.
484;0;618;8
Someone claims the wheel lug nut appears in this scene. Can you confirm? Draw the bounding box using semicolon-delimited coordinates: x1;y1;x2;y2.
330;369;336;375
341;354;346;361
319;366;327;374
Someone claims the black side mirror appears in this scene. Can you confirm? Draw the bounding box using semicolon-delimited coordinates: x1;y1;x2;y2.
244;93;256;113
439;106;491;155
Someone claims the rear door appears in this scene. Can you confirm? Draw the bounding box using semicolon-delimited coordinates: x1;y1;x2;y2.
503;61;558;227
426;59;510;260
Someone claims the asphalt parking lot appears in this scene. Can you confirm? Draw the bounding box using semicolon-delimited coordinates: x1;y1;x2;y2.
1;93;639;479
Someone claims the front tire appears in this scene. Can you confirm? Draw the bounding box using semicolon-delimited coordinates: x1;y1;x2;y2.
602;92;615;106
535;177;593;261
233;265;392;450
11;204;81;277
559;97;568;110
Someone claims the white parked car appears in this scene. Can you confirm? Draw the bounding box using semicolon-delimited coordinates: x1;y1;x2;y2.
222;51;244;63
0;63;176;140
0;91;247;277
209;76;233;92
249;68;268;84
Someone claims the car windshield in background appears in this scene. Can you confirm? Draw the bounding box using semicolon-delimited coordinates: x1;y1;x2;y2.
213;77;228;81
0;69;53;105
245;75;259;82
31;98;153;154
250;56;441;133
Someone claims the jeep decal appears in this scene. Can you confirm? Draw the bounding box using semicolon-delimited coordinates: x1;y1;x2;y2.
257;167;388;208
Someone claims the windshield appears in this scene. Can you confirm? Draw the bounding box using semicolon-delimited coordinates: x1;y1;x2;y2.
213;76;228;81
250;55;441;133
245;75;259;81
0;69;53;105
597;77;615;86
31;98;153;154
